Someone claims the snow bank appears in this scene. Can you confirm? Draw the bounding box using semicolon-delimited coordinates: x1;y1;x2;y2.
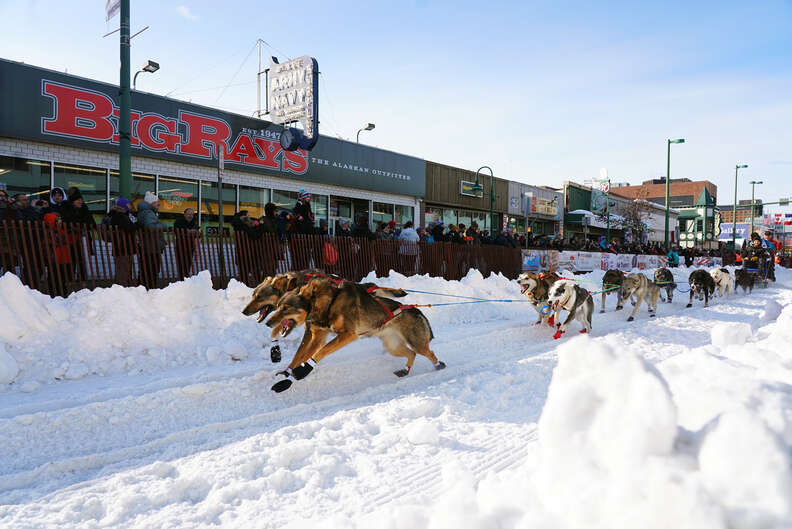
327;324;792;529
0;271;264;389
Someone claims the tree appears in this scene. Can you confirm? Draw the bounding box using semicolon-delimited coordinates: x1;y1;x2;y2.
595;188;655;244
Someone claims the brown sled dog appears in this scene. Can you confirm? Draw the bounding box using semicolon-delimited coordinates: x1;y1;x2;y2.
516;271;560;326
265;277;445;392
242;270;407;363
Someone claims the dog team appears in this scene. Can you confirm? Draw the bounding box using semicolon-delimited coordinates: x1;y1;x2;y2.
242;265;743;391
241;270;446;392
516;266;740;338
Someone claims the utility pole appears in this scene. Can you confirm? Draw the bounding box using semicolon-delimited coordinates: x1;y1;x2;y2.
732;164;748;250
119;0;132;199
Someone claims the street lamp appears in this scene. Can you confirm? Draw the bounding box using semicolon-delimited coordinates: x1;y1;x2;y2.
732;164;748;251
356;123;375;143
749;180;763;236
472;166;495;233
664;138;685;251
133;59;159;90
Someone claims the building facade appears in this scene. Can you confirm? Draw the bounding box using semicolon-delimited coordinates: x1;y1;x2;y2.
610;178;718;209
0;59;424;233
422;161;510;234
507;181;562;236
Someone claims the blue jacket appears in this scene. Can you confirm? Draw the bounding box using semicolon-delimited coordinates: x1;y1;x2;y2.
667;250;679;265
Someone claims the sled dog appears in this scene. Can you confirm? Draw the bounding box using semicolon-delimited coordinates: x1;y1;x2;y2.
517;271;560;326
600;269;626;313
653;267;676;303
687;269;715;308
709;267;734;297
546;280;594;339
734;267;755;294
620;273;662;321
265;278;444;392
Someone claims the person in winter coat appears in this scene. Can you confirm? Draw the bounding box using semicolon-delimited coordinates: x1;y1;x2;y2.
762;232;777;281
41;187;67;215
431;221;446;243
173;208;199;281
666;248;680;267
292;189;315;235
232;210;265;285
466;222;481;245
743;233;768;275
137;192;167;289
60;187;96;283
351;214;373;239
107;198;139;286
43;212;78;298
336;219;353;237
397;220;419;274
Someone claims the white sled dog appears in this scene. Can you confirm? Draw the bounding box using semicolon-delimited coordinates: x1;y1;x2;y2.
547;280;594;339
709;267;734;297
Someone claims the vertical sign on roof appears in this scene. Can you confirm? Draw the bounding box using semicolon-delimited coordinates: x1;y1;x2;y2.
268;55;319;151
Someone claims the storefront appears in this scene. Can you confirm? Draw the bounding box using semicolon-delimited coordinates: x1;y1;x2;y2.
507;182;562;237
422;161;510;234
0;59;425;233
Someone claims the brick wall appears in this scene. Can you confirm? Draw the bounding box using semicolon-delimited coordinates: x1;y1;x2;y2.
610;180;718;206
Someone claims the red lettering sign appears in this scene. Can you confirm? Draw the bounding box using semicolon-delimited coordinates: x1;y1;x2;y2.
42;82;115;142
282;149;308;175
227;134;267;165
137;114;180;152
178;111;230;158
252;137;283;169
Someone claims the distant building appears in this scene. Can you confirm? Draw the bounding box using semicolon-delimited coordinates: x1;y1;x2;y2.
610;178;718;209
719;199;762;223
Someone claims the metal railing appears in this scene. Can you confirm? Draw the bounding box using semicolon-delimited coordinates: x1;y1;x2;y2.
0;220;522;296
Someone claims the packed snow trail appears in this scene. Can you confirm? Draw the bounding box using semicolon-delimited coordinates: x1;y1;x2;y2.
0;267;791;528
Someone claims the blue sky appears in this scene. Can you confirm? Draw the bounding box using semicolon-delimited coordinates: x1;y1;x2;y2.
2;0;791;204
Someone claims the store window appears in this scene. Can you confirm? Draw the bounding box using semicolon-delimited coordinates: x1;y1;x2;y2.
272;189;298;214
424;207;441;227
200;181;236;229
312;194;328;229
0;156;50;205
109;170;155;212
373;202;394;227
158;176;199;226
395;205;414;226
54;162;108;222
457;210;473;229
239;186;270;220
442;208;457;226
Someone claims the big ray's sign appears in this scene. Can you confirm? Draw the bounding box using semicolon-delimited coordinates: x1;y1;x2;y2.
0;59;426;196
41;81;308;175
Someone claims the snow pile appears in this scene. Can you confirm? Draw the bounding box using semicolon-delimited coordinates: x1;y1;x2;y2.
710;322;752;348
336;331;792;529
0;271;262;388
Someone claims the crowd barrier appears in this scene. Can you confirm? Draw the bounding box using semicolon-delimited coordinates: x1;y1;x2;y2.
0;220;522;297
521;249;723;273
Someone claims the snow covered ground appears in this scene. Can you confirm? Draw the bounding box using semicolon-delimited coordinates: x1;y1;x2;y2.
1;265;791;528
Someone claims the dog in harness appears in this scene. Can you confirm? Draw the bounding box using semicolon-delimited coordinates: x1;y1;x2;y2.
517;271;560;326
709;267;734;298
265;278;445;392
546;280;594;339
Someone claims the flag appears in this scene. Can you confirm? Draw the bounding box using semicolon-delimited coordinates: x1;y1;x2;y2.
106;0;120;21
785;213;792;218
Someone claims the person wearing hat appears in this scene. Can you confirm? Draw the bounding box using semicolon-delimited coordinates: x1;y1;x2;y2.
60;187;97;284
291;189;315;269
137;191;167;289
106;197;139;286
762;231;777;281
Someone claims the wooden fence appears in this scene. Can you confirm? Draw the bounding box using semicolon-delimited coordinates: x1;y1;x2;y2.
0;220;521;296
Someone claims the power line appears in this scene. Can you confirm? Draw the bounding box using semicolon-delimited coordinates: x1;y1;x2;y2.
215;40;258;104
169;80;256;97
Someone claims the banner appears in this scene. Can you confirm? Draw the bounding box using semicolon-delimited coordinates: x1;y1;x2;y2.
616;254;636;271
635;255;650;270
521;250;542;272
546;250;560;272
558;251;578;271
601;252;618;271
576;252;601;271
646;255;660;269
695;257;713;267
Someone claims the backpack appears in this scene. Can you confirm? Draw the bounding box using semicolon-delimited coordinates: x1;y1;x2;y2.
323;241;339;266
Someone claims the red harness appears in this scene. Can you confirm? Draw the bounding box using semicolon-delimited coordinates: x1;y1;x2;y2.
305;271;345;287
365;285;418;332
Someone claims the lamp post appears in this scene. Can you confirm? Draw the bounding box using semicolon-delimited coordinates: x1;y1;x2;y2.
133;60;159;90
749;180;763;236
356;123;375;143
472;166;495;233
732;164;748;250
664;138;685;251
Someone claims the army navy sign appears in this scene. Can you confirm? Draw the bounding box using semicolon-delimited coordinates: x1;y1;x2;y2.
268;56;319;150
0;59;424;197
